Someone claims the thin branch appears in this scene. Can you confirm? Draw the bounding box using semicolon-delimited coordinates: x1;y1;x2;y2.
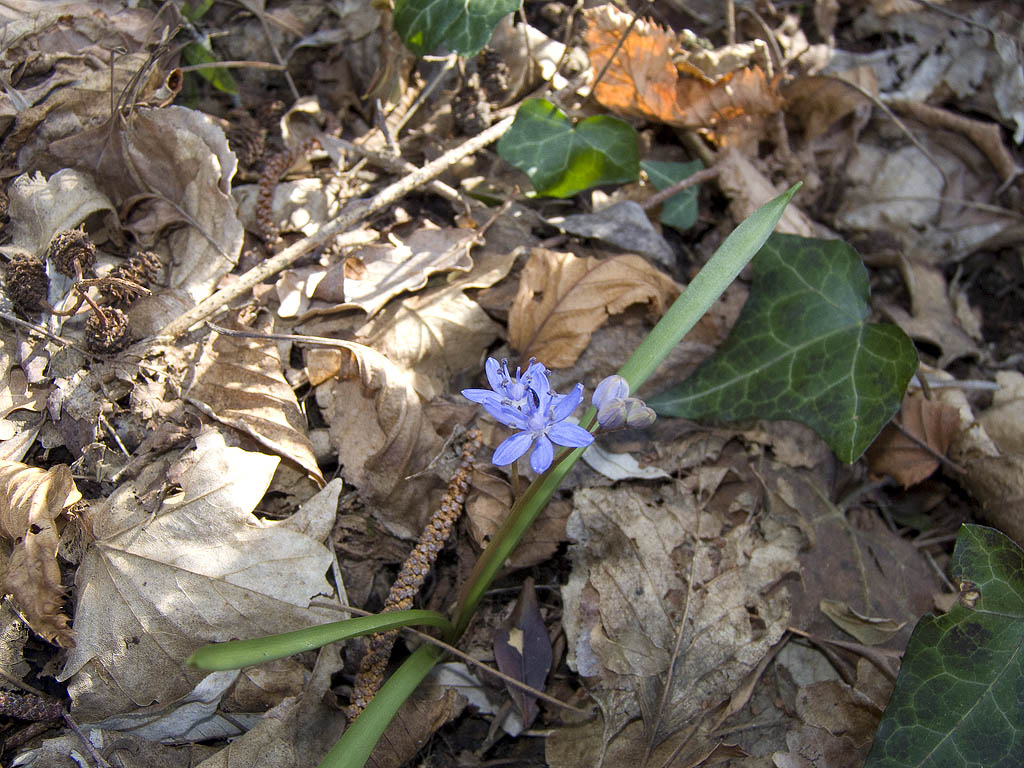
156;115;513;340
641;167;720;211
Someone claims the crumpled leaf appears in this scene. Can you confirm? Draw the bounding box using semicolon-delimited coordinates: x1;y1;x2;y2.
4;169;117;255
583;4;782;146
865;392;961;488
353;251;511;399
49;105;243;304
304;226;476;319
311;341;442;540
186;314;324;486
497;99;639;198
561;483;801;749
581;442;670;481
509;248;680;368
58;429;337;720
648;233;919;463
493;578;552;728
0;461;81;646
548;200;675;268
867;524;1024;767
819;599;907;646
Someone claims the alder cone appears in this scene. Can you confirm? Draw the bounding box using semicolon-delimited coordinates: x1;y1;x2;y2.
46;228;96;278
86;308;131;353
99;251;162;308
3;252;49;316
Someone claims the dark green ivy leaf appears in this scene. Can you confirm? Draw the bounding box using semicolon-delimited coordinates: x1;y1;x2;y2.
394;0;520;57
646;233;918;462
498;99;639;198
866;524;1024;767
642;159;703;231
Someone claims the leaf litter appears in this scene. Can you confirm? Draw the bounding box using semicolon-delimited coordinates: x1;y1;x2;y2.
0;1;1021;766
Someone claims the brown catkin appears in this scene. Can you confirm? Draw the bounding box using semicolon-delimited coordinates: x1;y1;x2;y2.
255;137;322;248
345;429;482;722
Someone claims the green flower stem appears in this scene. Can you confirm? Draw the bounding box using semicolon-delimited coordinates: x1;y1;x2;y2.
187;610;452;671
617;183;801;393
317;643;444;768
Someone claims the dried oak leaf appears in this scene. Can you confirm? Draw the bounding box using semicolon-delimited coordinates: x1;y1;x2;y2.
186;313;324;486
509;248;679;368
583;5;781;146
865;392;960;488
0;461;81;646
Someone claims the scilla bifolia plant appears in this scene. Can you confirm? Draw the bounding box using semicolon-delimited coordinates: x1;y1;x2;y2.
188;184;801;767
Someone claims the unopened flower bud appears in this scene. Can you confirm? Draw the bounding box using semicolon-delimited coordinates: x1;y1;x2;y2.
596;398;628;429
592;375;629;410
624;399;656;429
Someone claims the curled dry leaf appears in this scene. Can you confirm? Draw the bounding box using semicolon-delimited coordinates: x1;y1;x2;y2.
583;4;782;146
186;314;324;486
0;461;81;646
865;392;961;488
509;248;679;368
312;340;443;539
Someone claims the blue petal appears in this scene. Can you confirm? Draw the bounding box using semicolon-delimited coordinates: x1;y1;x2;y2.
492;431;534;465
484;357;504;392
548;421;595;448
486;402;529;428
462;388;501;405
529;435;554;473
551;383;584;422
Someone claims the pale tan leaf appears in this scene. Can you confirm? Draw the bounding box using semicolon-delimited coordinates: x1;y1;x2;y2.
0;461;81;646
716;148;817;237
819;599;907;645
187;313;324;486
309;226;476;319
59;429;337;720
355;253;511;399
509;248;680;368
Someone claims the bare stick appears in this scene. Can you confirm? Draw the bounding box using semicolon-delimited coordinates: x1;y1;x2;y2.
157;116;514;340
642;166;720;211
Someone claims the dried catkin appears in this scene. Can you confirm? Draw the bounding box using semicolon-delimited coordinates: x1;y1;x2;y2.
255;137;321;248
345;429;481;722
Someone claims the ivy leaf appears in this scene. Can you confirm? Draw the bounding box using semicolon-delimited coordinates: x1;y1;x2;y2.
642;159;703;230
866;524;1024;767
646;233;918;462
498;99;639;198
393;0;520;57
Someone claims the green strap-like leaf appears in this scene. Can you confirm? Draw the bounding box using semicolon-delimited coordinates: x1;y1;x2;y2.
866;524;1024;767
497;99;639;198
394;0;520;56
647;233;918;462
187;609;452;670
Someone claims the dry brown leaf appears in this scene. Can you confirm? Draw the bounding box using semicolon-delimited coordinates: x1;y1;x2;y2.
509;248;679;368
465;468;570;569
865;392;960;488
312;341;443;539
306;226;476;319
0;461;81;646
186;313;324;486
561;483;800;749
783;69;877;143
715;148;817;237
59;429;337;719
583;5;782;146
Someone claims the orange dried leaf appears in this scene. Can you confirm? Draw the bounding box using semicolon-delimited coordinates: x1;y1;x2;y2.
865;393;961;488
583;5;782;145
0;461;81;646
508;248;680;368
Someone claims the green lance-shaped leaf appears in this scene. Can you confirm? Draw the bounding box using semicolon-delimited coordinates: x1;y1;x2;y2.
187;609;452;670
866;524;1024;768
498;98;639;198
394;0;520;57
646;233;918;462
642;159;703;231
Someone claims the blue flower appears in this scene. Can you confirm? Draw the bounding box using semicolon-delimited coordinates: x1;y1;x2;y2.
462;357;548;422
591;374;656;429
490;375;593;473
